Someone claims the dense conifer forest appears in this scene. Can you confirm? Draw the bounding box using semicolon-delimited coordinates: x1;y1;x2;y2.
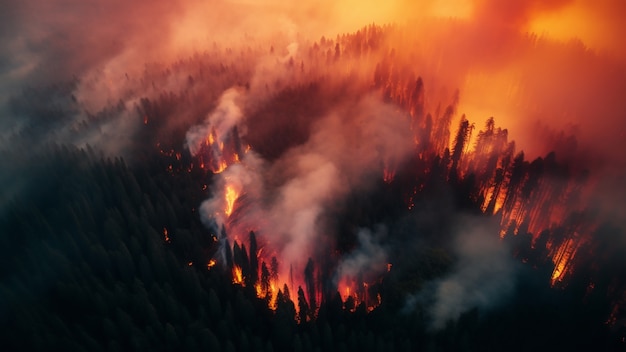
1;24;625;351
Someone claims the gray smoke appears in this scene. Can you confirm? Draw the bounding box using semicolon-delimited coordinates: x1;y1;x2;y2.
407;215;518;330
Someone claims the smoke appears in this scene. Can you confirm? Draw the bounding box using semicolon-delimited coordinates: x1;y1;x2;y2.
2;0;626;315
3;0;625;158
406;216;518;330
199;152;265;228
336;226;388;283
194;83;414;276
186;88;245;156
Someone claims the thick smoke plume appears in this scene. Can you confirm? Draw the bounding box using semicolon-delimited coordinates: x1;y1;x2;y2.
186;88;244;157
188;68;414;279
3;0;626;163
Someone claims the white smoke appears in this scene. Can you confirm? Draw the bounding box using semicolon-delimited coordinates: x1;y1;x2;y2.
191;84;414;280
185;88;245;157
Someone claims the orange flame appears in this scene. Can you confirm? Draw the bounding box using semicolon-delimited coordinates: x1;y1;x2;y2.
207;259;216;269
224;184;239;217
551;236;580;285
233;265;243;284
214;160;228;174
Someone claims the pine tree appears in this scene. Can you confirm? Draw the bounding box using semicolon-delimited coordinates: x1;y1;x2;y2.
248;231;259;287
297;286;310;323
304;258;316;316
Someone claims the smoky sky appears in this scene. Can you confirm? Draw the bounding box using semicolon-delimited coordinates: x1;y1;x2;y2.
1;0;624;249
2;0;624;228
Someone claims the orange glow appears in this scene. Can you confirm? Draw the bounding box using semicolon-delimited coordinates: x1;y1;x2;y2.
550;235;582;285
214;160;228;174
163;0;626;321
224;184;239;217
268;282;278;310
526;3;624;58
253;274;280;311
207;259;216;269
428;0;473;19
163;227;170;243
233;265;243;285
482;187;505;215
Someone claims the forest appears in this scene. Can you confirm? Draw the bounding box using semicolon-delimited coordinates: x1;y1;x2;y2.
1;24;625;351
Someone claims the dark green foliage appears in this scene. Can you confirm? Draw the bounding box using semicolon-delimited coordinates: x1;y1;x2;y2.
1;137;621;351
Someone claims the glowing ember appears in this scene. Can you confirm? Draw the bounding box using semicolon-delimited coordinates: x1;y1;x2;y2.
207;259;216;269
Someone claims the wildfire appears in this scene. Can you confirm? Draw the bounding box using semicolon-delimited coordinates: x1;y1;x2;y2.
207;259;216;269
179;22;623;327
233;265;243;284
214;160;228;174
551;235;583;285
224;184;239;217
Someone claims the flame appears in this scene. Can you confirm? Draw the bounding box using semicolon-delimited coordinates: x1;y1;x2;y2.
233;265;243;284
337;276;381;311
224;184;239;217
214;160;228;174
207;259;216;269
163;227;170;243
551;236;581;285
183;20;615;320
